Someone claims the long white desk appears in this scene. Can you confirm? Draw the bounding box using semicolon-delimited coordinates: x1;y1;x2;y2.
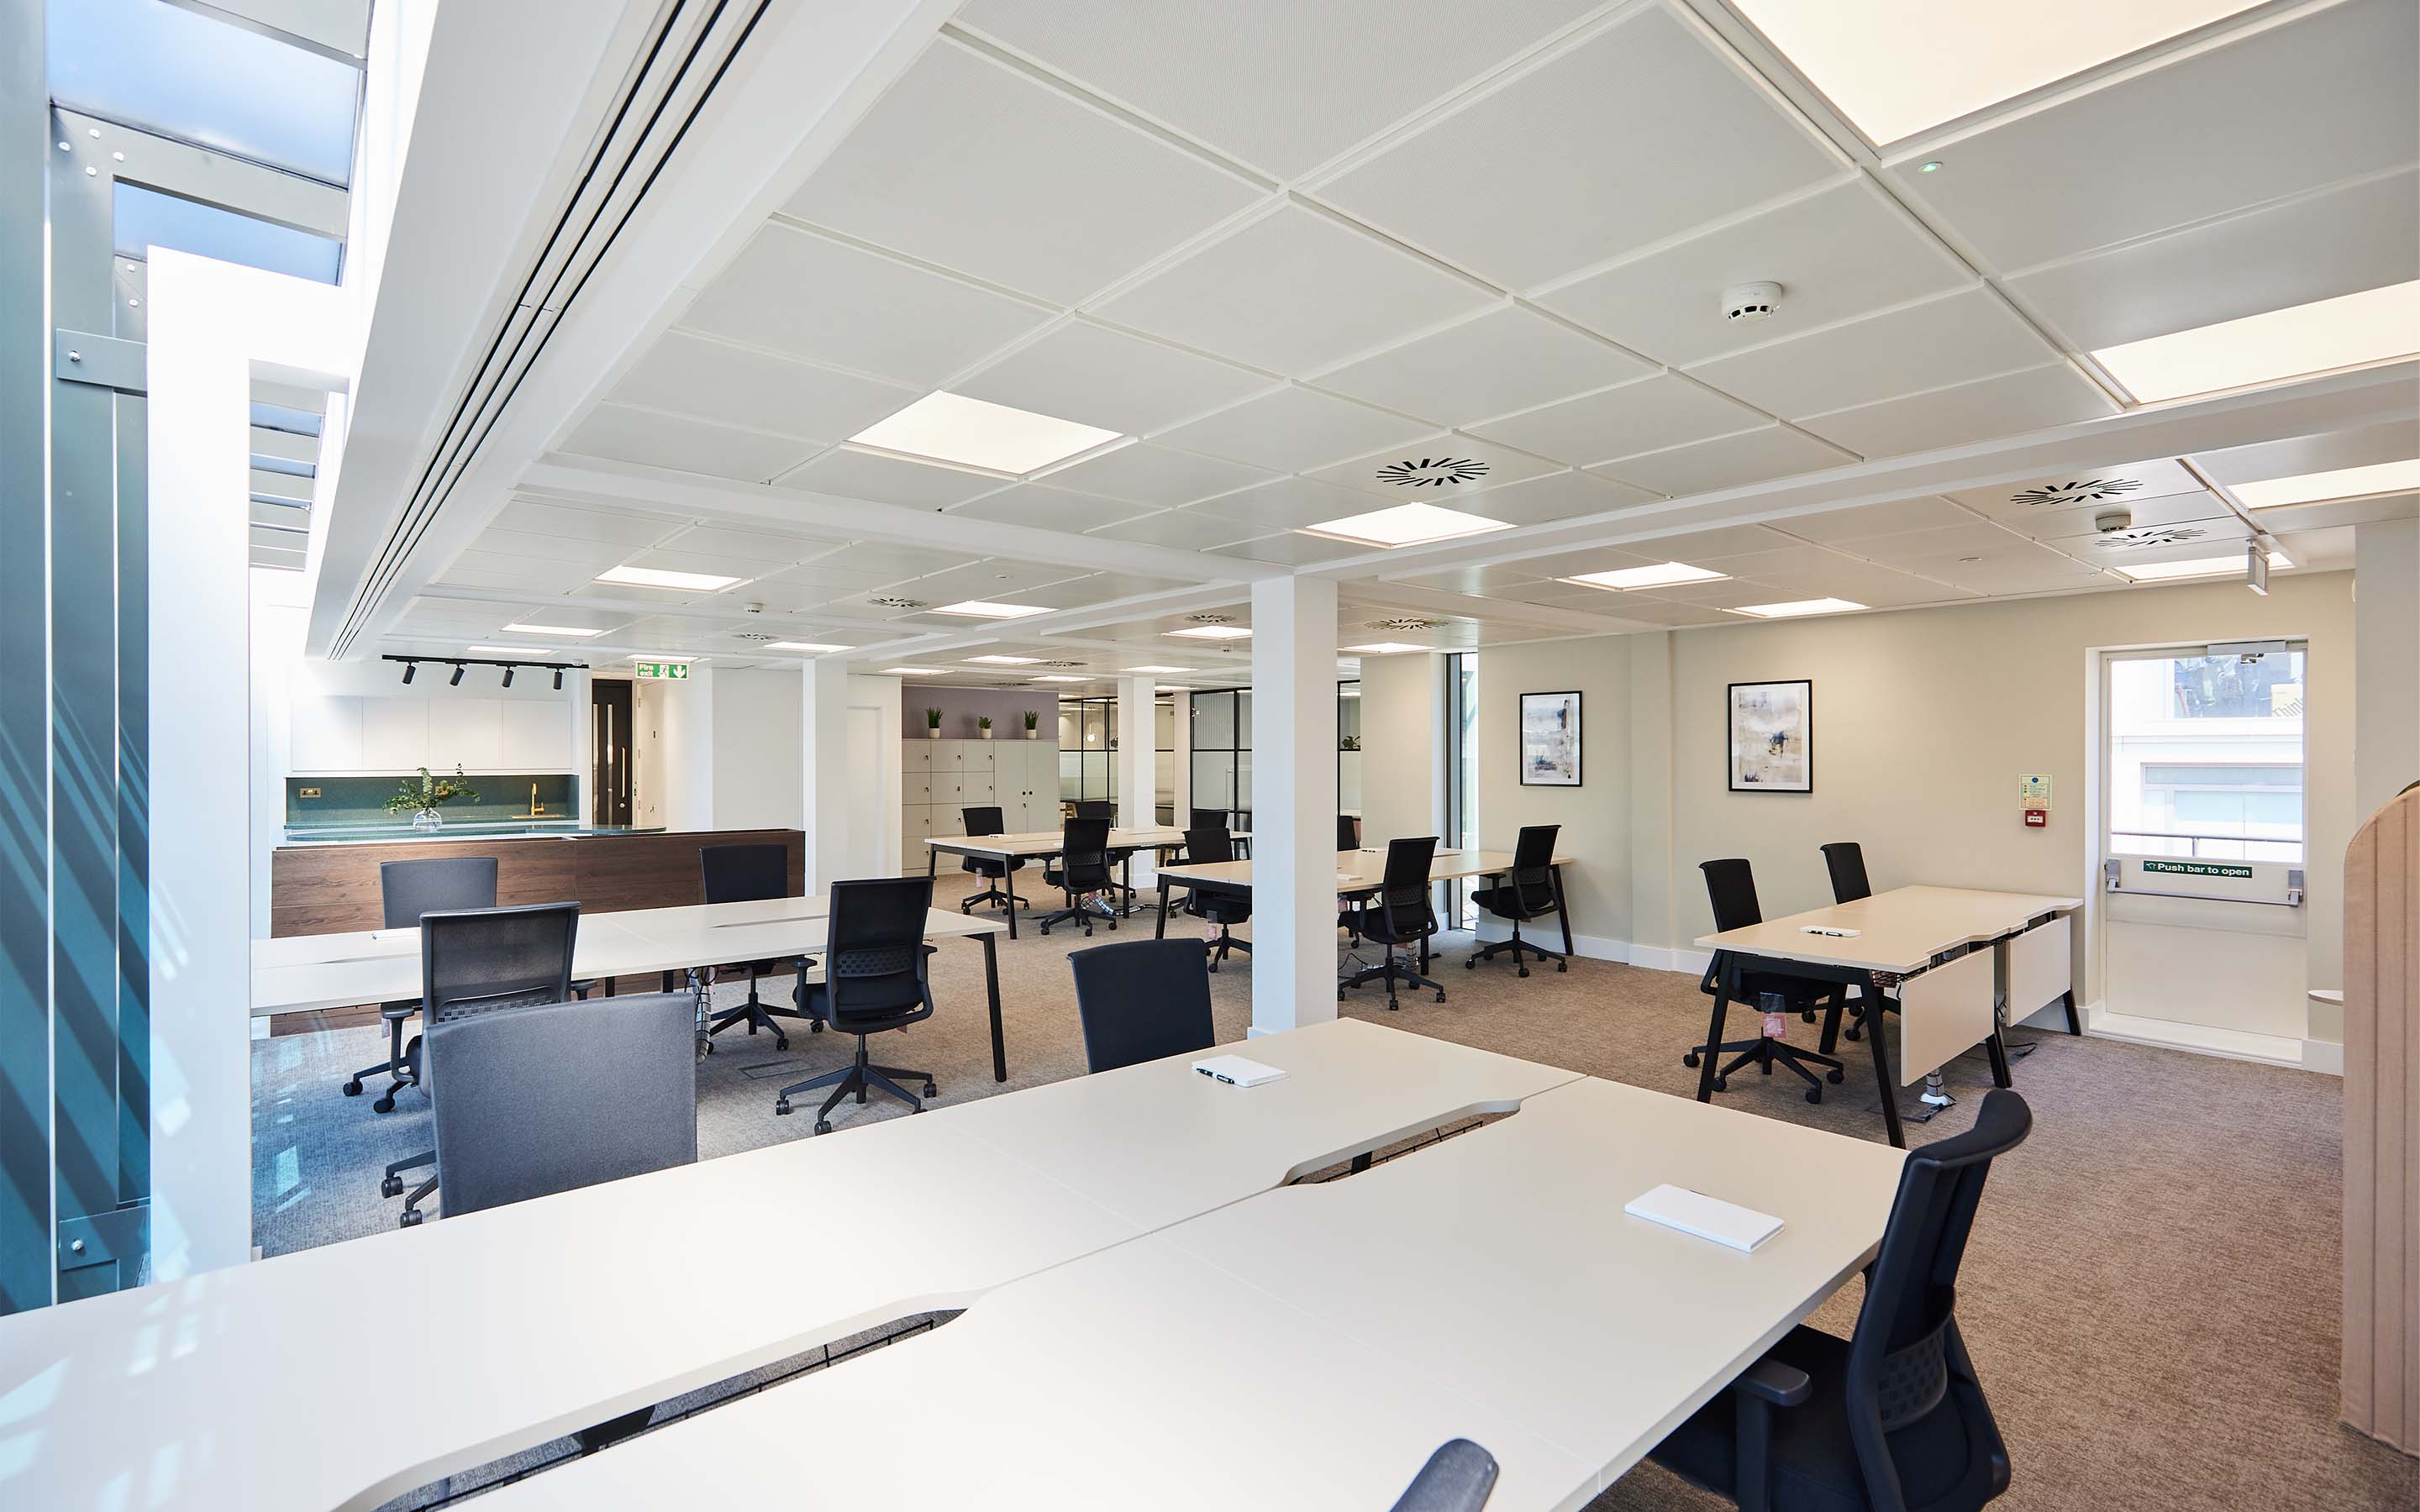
1697;884;2081;1147
923;827;1249;938
0;1021;1569;1512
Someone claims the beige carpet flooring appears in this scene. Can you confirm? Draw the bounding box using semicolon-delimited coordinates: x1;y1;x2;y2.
258;870;2417;1509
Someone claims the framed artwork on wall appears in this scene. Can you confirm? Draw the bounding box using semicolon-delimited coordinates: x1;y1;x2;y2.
1518;690;1581;786
1728;680;1812;793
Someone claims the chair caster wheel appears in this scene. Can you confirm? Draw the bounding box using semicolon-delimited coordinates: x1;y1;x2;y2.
1434;991;1446;1003
343;1079;363;1096
1805;1087;1823;1105
923;1081;938;1097
1464;959;1476;970
1801;1011;1817;1023
372;1095;396;1114
381;1174;403;1198
702;1039;715;1055
1386;999;1401;1012
775;1099;792;1116
399;1210;423;1228
1845;1027;1862;1042
775;1037;789;1052
813;1120;832;1135
1828;1068;1844;1084
810;1020;823;1033
1555;962;1567;973
1713;1076;1728;1092
1517;967;1529;979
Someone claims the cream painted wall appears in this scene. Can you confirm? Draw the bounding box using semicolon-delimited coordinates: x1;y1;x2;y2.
2353;517;2418;821
711;668;804;830
1475;637;1634;948
1357;653;1441;843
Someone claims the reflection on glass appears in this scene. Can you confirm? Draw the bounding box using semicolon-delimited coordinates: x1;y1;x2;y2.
115;183;343;283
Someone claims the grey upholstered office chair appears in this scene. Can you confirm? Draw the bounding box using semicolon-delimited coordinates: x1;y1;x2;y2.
1646;1089;2030;1512
381;900;579;1226
1178;826;1252;969
1342;836;1444;1011
1067;938;1217;1073
1468;823;1566;978
1689;859;1847;1102
1389;1440;1500;1512
427;990;697;1217
344;855;497;1113
700;843;818;1049
774;876;939;1132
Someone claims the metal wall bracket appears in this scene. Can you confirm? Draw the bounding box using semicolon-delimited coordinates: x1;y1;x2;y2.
55;329;146;393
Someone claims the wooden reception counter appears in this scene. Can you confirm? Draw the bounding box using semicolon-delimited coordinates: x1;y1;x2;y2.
268;827;805;938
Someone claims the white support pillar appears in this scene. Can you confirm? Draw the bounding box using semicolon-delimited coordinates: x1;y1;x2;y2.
800;656;855;894
1249;576;1339;1036
1117;675;1155;829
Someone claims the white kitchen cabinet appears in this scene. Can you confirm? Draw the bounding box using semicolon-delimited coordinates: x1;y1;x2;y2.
291;694;363;772
427;698;504;769
360;699;429;771
499;699;571;769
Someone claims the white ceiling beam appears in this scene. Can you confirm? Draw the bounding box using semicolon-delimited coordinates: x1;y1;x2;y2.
1347;581;1661;638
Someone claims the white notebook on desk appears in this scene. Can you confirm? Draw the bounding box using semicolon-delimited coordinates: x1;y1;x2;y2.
1624;1184;1784;1252
1192;1054;1287;1088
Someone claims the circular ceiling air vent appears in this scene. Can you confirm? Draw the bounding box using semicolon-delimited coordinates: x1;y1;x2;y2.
1039;659;1084;669
1375;456;1490;488
1187;612;1234;624
729;631;778;642
1365;617;1441;632
2096;526;2207;551
870;596;928;610
2010;476;2144;507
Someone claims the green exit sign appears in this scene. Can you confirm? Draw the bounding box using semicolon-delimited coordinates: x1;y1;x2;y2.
632;660;690;680
2143;859;2254;879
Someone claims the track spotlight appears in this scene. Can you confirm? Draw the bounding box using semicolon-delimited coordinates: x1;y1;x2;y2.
2245;540;2270;596
552;668;565;690
449;663;466;686
501;665;516;688
400;660;416;685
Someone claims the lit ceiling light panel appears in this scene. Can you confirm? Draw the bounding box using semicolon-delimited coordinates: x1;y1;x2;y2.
965;654;1043;664
1730;597;1867;618
629;654;695;663
504;622;604;638
2231;458;2420;509
466;645;555;655
2116;552;2291;581
931;600;1051;619
1034;675;1087;683
848;391;1119;474
1297;502;1514;549
1561;561;1729;591
1165;626;1251;640
1342;642;1428;655
1121;664;1193;674
884;666;943;675
596;564;742;591
2092;281;2420;403
766;641;850;653
1732;0;2260;144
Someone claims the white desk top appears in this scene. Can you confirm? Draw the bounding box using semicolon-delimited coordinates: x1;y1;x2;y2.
932;1017;1581;1229
475;1233;1599;1512
1159;847;1573;890
250;897;1002;1016
1697;885;2081;974
0;1115;1139;1512
1167;1076;1907;1486
926;826;1240;857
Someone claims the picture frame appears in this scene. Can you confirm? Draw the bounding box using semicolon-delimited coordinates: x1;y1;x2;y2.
1728;680;1812;793
1518;690;1582;787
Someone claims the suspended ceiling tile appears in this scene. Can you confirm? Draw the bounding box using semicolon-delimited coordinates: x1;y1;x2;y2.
1084;508;1261;551
949;484;1158;534
1534;179;1972;369
1772;496;1977;543
654;526;843;564
1091;203;1495;375
2013;491;2245;543
954;319;1276;437
435;550;598;595
678;223;1052;386
1183;475;1396;532
905;559;1100;603
555;402;823;483
1468;373;1766;465
2188;417;2420;488
1206;530;1374;567
1382;564;1555;594
492;497;683;547
810;541;986;580
1943;457;2207;517
783;37;1262;305
1441;469;1659;526
773;446;1013;509
1150;384;1435;475
1590;423;1856;497
1313;5;1839;289
1309;304;1655;428
1797;365;2118;459
1303;433;1561;503
468;527;640;568
1034;440;1280;507
1684;288;2058;419
1822;520;2035;566
607;329;918;442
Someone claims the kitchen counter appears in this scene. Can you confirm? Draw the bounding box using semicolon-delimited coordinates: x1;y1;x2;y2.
280;822;660;847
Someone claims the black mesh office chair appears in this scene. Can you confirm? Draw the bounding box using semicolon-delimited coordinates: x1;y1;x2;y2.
1689;859;1847;1104
1074;800;1113;821
1072;801;1137;911
700;843;818;1050
382;901;580;1226
1188;807;1228;834
427;990;697;1216
1647;1089;2031;1512
344;856;497;1113
957;806;1027;916
1178;827;1252;970
1038;816;1118;937
1468;824;1566;978
1821;842;1873;1042
774;876;938;1131
1338;813;1361;850
1068;937;1217;1073
1343;836;1444;1011
1390;1440;1500;1512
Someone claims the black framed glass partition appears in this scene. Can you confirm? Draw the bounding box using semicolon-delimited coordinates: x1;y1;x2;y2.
1338;680;1361;837
1188;687;1250;827
1058;696;1117;808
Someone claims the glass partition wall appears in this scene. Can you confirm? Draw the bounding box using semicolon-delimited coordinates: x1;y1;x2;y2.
1189;688;1251;827
1337;680;1361;836
1058;697;1117;809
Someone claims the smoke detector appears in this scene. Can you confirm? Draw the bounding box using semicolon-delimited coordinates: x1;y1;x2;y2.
2092;507;2134;534
1721;281;1781;323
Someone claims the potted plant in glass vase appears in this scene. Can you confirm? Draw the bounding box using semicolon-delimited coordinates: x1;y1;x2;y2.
385;765;481;832
1023;710;1040;740
924;707;942;740
977;715;993;741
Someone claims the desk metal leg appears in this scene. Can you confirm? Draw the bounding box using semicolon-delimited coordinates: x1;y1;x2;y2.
2060;990;2081;1036
1694;959;1736;1102
926;846;937;879
981;934;1005;1083
1002;858;1019;941
1155;879;1172;939
1862;975;1906;1149
1551;864;1575;959
1984;1027;2014;1089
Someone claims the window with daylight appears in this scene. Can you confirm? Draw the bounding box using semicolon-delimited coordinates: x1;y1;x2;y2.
2106;648;2307;863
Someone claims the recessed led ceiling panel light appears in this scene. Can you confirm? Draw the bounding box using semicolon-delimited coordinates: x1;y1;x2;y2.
766;641;850;653
1297;501;1513;549
466;645;555;655
596;564;742;591
848;391;1120;474
1034;675;1087;683
1165;625;1252;640
504;622;604;638
1341;642;1428;654
932;600;1050;619
1730;597;1867;618
1561;561;1730;591
884;665;943;675
2231;458;2420;509
965;654;1043;664
1121;664;1193;674
2092;281;2420;403
628;654;695;663
1732;0;2260;144
2117;553;2291;581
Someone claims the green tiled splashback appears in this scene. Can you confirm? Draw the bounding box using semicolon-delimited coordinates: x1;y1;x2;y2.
286;773;576;827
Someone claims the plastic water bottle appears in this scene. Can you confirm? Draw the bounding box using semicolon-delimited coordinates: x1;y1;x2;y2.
1760;990;1788;1040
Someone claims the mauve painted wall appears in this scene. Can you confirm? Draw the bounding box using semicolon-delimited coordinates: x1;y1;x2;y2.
903;686;1060;739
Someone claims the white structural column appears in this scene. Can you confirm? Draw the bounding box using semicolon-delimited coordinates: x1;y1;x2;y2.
1118;676;1155;829
800;656;855;894
1249;576;1340;1035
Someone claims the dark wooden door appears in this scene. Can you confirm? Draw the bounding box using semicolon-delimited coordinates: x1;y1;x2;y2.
592;680;634;827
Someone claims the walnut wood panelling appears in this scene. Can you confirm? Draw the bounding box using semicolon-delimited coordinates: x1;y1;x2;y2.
268;829;805;937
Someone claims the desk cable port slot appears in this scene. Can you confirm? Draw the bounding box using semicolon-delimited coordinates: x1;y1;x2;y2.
1285;1105;1518;1185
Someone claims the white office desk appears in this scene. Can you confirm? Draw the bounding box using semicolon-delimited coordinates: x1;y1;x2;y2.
1697;885;2079;1146
931;1016;1581;1228
1154;847;1579;969
923;827;1249;937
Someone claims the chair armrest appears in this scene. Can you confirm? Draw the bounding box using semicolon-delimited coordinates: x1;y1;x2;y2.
1733;1357;1812;1407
